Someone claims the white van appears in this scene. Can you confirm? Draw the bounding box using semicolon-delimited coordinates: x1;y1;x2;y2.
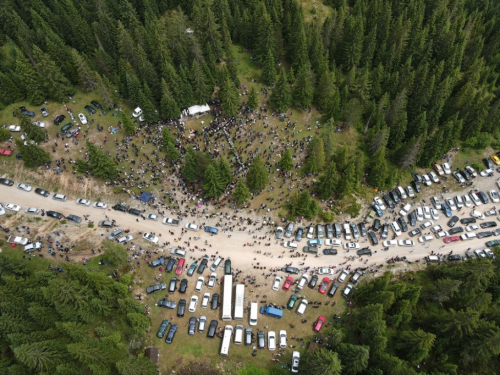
220;325;233;356
296;299;308;315
426;255;441;262
249;302;258;326
397;186;407;199
234;325;243;344
343;224;352;240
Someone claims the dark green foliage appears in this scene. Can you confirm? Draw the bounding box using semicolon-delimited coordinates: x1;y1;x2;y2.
289;191;320;219
245;155;268;193
218;66;240;116
303;138;325;174
0;127;10;141
302;348;341;375
278;148;294;171
247;86;259;110
15;139;50;168
217;158;232;186
85;140;118;180
270;68;291;112
121;112;136;135
162;126;179;161
233;179;251;205
203;163;224;198
182;147;198;183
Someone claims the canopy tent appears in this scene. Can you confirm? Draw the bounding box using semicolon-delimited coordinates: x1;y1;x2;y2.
139;191;153;203
183;104;210;117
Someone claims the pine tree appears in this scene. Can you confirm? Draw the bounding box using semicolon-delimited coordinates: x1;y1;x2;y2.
262;48;277;85
233;179;251;205
217;158;232;186
190;60;210;104
121;112;136;135
278;148;294;171
247;86;258;110
32;45;72;101
86;140;117;180
18;114;45;143
303;138;325;174
293;64;314;108
15;139;50;168
16;57;45;105
160;79;180;120
219;66;240;116
338;162;356;198
203;163;224;198
270;68;291;113
182;147;198;183
71;49;97;92
367;146;388;188
316;162;338;199
246;155;268;193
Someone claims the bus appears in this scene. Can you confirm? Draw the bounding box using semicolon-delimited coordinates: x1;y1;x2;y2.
220;325;233;356
234;284;245;320
222;275;233;321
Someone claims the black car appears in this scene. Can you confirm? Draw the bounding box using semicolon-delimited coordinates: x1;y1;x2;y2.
166;258;176;272
325;224;333;239
407;212;417;227
157;299;176;309
409;228;421;237
165;324;178;344
207;320;218;338
284;266;300;274
224;259;231;275
448;216;459;228
477;231;493;239
211;293;220;310
327;282;339;297
46;211;63;219
389;191;400;204
128;208;141;216
460;217;476;225
66;214;82;223
448;254;462;261
481;221;497;229
477;191;489;204
188;317;197;335
54;115;66;125
308;275;319;288
448;227;464;235
0;178;14;186
323;249;338;255
179;279;188;294
295;227;304;241
412;180;422;193
357;247;372;256
177;299;186;317
197;258;208;274
84;105;96;115
383;195;395;209
169;277;178;293
358;223;367;237
372;219;381;231
112;204;128;212
91;100;103;109
483;158;494;169
19;106;35;117
411;172;423;183
368;231;379;245
397;217;408;232
0;225;10;233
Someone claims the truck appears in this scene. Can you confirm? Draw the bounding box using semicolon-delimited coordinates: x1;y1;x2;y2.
234;284;245;320
260;305;283;319
7;236;29;246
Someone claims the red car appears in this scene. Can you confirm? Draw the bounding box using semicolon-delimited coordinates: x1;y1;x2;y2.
318;277;330;294
313;316;326;332
282;276;294;291
175;258;185;275
0;149;13;156
443;236;461;243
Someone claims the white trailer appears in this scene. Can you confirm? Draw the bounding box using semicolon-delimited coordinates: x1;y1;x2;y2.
222;275;233;321
234;284;245;320
220;325;233;356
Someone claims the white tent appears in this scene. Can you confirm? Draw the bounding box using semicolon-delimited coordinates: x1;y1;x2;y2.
187;104;210;116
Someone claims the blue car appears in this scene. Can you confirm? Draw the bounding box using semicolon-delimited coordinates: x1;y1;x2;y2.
204;226;218;235
372;205;383;217
307;238;323;246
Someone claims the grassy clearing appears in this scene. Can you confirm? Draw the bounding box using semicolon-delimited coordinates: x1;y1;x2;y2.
299;0;333;23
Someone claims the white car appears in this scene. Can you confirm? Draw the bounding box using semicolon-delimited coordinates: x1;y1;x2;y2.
207;273;217;289
25;207;39;214
461;233;476;241
185;223;199;231
383;240;398;247
442;163;452;174
391;221;402;236
465;166;477;177
484;248;495;258
489;190;500;203
5;203;21;212
399;204;411;216
466;224;479;232
445;198;457;211
272;276;282;291
319;268;335;275
428;171;440;183
423;206;431;219
291;351;300;373
17;183;32;192
338;270;349;283
116;235;133;244
188;296;198;312
373;197;386;210
142;232;159;243
463;194;472;207
431;225;443;233
406;186;415;198
421;220;434;229
297;274;309;290
163;217;180;226
480;169;493;177
415;207;424;221
195;276;204;292
398;239;414;247
306;226;314;239
0;203;5;216
343;242;360;250
268;331;276;351
474;249;486;258
283;241;298;249
455;196;464;209
93;202;107;209
430;208;440;220
201;292;210;308
431;197;441;210
279;330;287;348
422;174;432;186
8;125;21;132
435;231;448;239
146;214;158;221
78;113;87;124
76;198;91;206
469;191;482;205
33;121;45;128
418;235;434;243
325;239;342;246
